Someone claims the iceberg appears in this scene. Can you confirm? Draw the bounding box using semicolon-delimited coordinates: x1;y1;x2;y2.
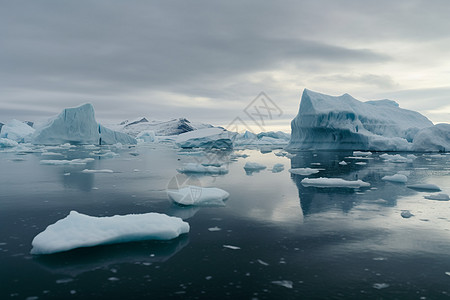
0;119;35;142
301;177;370;188
31;103;136;145
176;127;236;149
167;186;229;206
234;131;290;147
407;184;441;191
287;89;434;151
30;211;189;255
271;163;285;173
424;193;450;201
412;124;450;152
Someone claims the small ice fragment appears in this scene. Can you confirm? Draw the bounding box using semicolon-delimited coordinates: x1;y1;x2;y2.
353;151;372;157
257;259;269;266
373;283;389;289
205;276;212;280
424;193;450;201
208;226;221;232
355;162;367;165
301;177;370;188
271;280;293;289
56;278;74;284
223;245;240;250
372;257;387;261
382;174;408;183
445;272;450;276
339;161;348;165
108;277;119;281
289;168;322;176
243;162;266;171
401;210;414;218
407;184;441;191
81;169;114;173
63;173;71;176
271;163;284;173
133;169;140;172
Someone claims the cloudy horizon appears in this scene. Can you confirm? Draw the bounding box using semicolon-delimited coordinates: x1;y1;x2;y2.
1;0;449;132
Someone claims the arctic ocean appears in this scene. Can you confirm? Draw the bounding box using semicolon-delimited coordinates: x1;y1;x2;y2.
1;144;450;299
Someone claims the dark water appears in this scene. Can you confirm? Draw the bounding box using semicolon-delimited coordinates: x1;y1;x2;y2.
1;144;450;299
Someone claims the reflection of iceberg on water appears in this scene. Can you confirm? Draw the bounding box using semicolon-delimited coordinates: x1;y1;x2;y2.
33;235;189;277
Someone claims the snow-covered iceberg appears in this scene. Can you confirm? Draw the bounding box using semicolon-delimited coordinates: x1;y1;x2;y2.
176;127;236;149
31;211;189;254
167;186;229;206
31;104;136;145
0;119;35;142
287;89;434;151
412;123;450;152
234;131;290;147
0;137;19;148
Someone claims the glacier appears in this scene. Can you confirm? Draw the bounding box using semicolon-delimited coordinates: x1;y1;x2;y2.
287;89;434;151
30;211;189;254
31;104;136;145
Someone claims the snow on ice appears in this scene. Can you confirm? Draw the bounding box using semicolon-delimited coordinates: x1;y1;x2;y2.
0;119;35;142
30;211;189;254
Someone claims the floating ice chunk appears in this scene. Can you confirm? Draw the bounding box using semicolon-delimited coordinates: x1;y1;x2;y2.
272;280;293;289
338;161;348;165
167;186;229;206
177;163;228;175
424;193;450;201
257;259;269;266
271;163;285;173
355;162;367;165
373;283;389;289
81;169;114;173
301;177;370;188
0;138;19;148
289;168;322;176
401;210;414;218
353;151;372;156
407;184;441;191
286;153;296;158
243;162;267;170
274;151;288;157
380;153;416;163
382;174;408;183
41;152;64;157
30;211;189;254
223;245;240;250
208;226;222;232
0;119;35;142
40;158;95;165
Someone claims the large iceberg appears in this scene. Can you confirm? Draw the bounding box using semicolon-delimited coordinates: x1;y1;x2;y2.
31;103;136;145
176;127;236;149
0;119;35;142
31;211;189;254
412;123;450;152
287;89;434;151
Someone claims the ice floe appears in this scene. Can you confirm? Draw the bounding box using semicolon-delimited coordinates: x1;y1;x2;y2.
301;177;370;188
30;211;189;254
167;186;229;206
289;168;322;176
407;184;441;191
424;193;450;201
177;163;228;175
381;174;408;183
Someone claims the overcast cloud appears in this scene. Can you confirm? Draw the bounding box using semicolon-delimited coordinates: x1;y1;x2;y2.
1;0;449;131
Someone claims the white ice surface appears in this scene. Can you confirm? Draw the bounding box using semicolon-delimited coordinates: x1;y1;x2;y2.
167;186;229;206
413;123;450;152
31;211;189;254
301;177;370;188
176;128;236;149
81;169;114;173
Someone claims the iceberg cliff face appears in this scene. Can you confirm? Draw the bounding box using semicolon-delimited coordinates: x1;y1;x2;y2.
287;89;434;151
32;104;136;145
412;124;450;152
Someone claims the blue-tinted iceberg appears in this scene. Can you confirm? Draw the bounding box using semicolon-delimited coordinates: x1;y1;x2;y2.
412;123;450;152
31;104;136;145
287;89;434;151
31;211;189;254
0;119;35;142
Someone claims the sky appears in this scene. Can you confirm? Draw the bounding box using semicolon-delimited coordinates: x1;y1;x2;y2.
1;0;449;133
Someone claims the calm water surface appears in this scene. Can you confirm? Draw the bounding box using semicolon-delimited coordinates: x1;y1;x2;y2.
1;144;450;299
